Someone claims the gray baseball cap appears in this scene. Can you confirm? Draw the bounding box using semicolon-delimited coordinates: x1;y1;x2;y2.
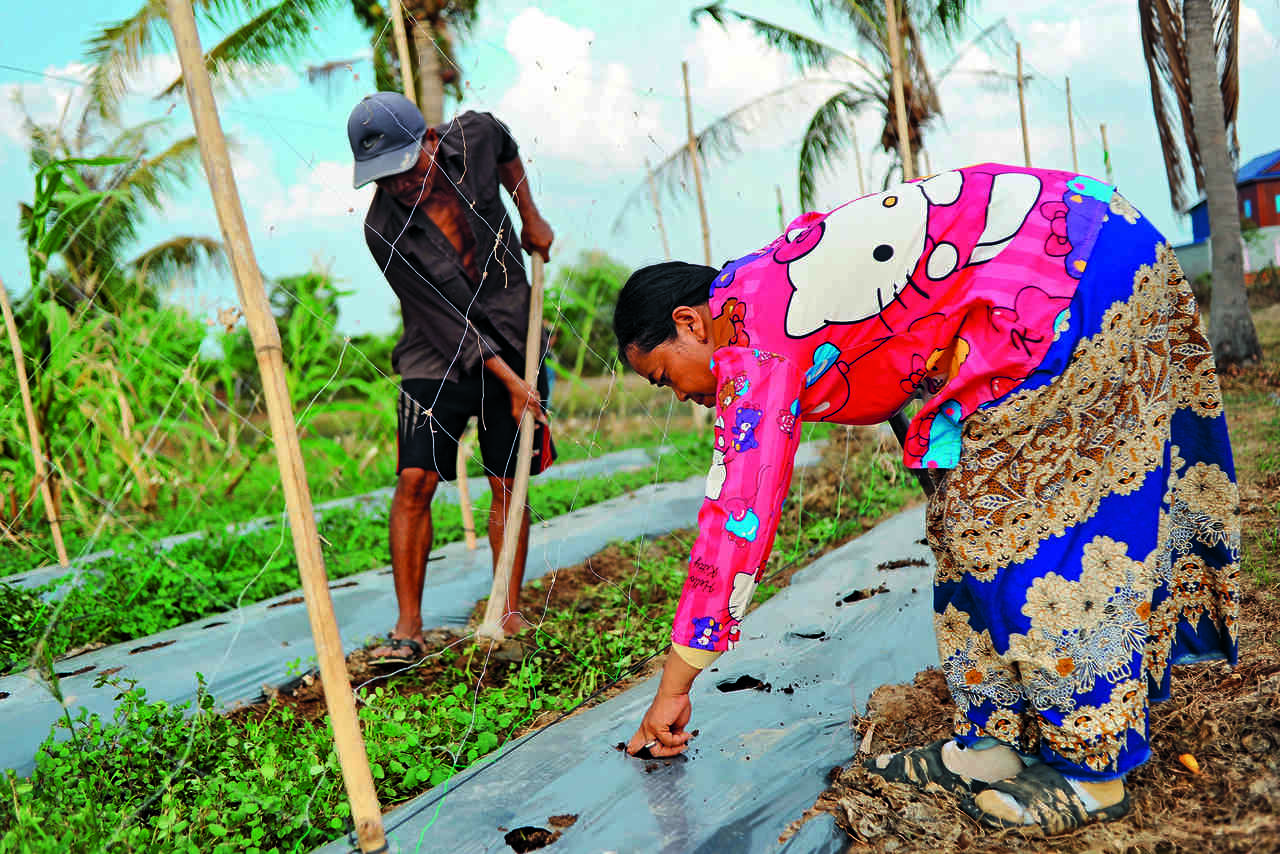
347;92;427;188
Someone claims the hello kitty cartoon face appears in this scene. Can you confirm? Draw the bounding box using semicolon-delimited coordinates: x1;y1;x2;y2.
779;170;1042;339
779;172;962;337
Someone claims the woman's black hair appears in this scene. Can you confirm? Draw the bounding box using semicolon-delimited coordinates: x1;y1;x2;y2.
613;261;719;358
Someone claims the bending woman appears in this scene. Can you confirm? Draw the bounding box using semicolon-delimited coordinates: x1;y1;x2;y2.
615;164;1239;834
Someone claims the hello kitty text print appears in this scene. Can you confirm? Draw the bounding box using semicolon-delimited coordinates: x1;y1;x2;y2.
672;164;1114;655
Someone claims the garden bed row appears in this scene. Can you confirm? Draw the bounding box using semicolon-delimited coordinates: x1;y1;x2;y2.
7;445;665;592
0;443;715;676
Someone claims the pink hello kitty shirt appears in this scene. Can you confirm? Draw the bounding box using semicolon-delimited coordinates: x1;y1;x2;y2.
673;163;1120;659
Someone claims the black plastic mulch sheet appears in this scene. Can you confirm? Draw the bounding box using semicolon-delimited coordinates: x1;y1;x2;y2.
7;447;661;595
0;445;824;777
314;505;939;854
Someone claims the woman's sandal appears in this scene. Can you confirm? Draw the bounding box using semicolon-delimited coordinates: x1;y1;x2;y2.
961;763;1130;835
862;739;980;793
367;635;426;665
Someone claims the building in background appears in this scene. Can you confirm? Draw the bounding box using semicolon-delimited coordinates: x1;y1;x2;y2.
1175;147;1280;281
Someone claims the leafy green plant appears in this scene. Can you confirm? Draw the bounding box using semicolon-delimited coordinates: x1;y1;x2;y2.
544;251;630;381
2;433;915;852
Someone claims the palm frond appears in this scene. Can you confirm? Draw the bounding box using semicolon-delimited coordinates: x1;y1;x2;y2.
1139;0;1240;210
1215;0;1240;162
305;55;369;101
89;133;199;257
798;87;875;208
934;17;1014;83
908;0;971;43
127;236;226;286
119;135;203;210
84;0;167;122
610;78;850;234
693;3;880;76
159;0;339;98
371;40;398;93
1139;0;1200;210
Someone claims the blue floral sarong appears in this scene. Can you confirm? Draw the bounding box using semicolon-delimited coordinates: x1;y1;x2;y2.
927;210;1240;781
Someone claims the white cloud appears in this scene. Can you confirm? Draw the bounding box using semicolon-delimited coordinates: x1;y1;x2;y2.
259;159;373;225
1241;4;1278;66
0;61;91;150
684;17;794;116
492;9;672;168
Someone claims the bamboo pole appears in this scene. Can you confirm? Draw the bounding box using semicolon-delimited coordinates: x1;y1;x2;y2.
455;423;477;550
1066;76;1079;172
0;278;69;566
923;148;933;175
644;157;672;260
162;3;386;850
682;61;713;266
1100;123;1114;183
478;255;545;641
1016;42;1031;168
775;184;786;231
885;0;914;180
389;0;417;108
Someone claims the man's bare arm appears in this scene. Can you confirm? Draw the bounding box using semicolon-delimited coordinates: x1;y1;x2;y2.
498;155;553;261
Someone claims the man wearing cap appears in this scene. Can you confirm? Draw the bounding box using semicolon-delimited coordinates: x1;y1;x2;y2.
348;92;555;660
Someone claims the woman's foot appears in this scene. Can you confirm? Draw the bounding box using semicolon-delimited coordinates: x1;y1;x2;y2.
963;763;1129;834
865;739;1024;792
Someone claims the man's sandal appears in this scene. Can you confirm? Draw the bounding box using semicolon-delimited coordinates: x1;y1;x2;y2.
961;763;1130;834
367;635;426;665
862;739;980;793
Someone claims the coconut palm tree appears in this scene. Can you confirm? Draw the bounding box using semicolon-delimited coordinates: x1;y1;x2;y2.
612;0;981;234
1139;0;1259;364
364;0;479;124
303;1;480;124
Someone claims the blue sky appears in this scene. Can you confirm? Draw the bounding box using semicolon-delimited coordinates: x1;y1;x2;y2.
3;1;1279;339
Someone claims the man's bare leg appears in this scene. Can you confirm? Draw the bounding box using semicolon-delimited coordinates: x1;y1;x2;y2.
370;467;439;658
486;473;532;635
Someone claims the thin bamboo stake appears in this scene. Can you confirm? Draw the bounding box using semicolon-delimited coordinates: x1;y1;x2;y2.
682;61;713;266
1100;123;1114;183
389;0;417;108
1016;42;1031;168
852;120;867;195
923;148;933;175
455;421;477;550
162;3;386;850
775;184;786;231
1066;76;1079;172
0;278;68;566
478;255;545;641
681;61;712;426
885;0;914;180
644;157;672;260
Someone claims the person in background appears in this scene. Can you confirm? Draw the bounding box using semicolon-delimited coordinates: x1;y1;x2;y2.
347;92;555;660
615;164;1238;835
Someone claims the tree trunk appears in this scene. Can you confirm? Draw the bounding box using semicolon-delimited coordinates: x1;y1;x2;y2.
1185;0;1259;364
414;21;445;126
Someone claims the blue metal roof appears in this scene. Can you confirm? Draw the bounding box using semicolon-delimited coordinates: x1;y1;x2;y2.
1237;148;1280;185
1184;148;1280;222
